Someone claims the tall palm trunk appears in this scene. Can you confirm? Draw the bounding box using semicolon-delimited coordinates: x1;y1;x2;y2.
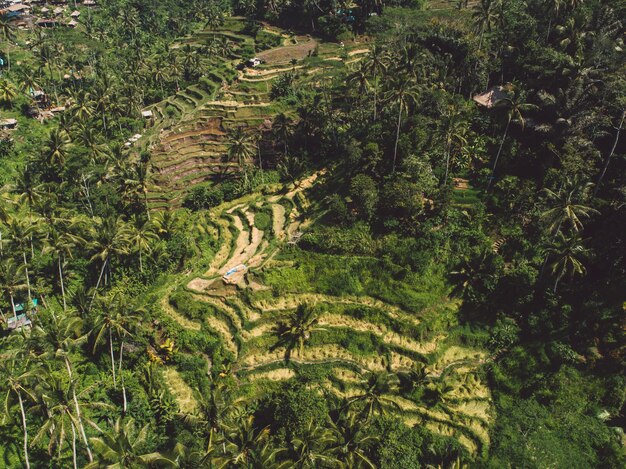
10;293;17;321
90;257;108;308
392;102;403;173
595;110;625;195
70;420;77;469
22;251;32;303
109;329;117;387
373;72;378;122
487;116;511;190
58;256;67;311
119;340;127;413
17;390;30;469
64;357;93;462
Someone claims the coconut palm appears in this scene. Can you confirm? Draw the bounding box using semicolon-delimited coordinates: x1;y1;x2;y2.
86;417;174;468
385;76;421;173
0;79;17;107
364;44;388;122
272;113;293;157
328;412;378;468
169;441;216;469
4;215;36;303
30;313;94;462
272;303;325;361
472;0;498;51
542;178;599;235
347;371;401;421
126;215;158;273
0;15;16;71
595;109;625;194
88;216;131;304
33;370;106;468
43;128;71;170
92;291;140;412
543;233;590;293
43;216;87;311
219;414;278;467
487;86;538;190
227;126;257;187
440;105;470;185
0;257;27;321
291;421;336;468
1;357;38;469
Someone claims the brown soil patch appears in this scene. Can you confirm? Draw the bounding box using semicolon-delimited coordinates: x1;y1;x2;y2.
256;37;318;65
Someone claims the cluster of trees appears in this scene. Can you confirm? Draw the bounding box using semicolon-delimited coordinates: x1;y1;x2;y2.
257;0;625;465
0;0;624;466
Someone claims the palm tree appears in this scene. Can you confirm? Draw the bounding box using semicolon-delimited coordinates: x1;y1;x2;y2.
385;77;420;173
595;109;625;194
220;414;275;467
5;215;36;303
347;61;371;107
0;257;27;321
542;178;599;235
1;357;38;469
227;126;257;187
43;128;71;170
30;313;94;463
169;441;216;469
0;79;17;107
543;233;590;293
33;371;106;469
291;421;336;468
440;105;470;185
328;413;378;468
272;113;293;157
44;216;86;311
86;418;174;468
272;303;325;361
88;216;131;304
487;86;537;190
544;0;564;41
472;0;498;52
92;291;140;412
364;45;388;122
347;371;401;421
126;215;158;273
182;373;240;452
0;14;16;72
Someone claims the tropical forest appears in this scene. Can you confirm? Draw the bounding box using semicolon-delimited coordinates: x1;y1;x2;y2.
0;0;624;467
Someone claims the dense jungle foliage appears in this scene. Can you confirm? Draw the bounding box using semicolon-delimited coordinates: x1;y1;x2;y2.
0;0;624;467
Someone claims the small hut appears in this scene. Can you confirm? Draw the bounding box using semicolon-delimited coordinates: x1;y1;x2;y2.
0;118;18;130
472;86;510;108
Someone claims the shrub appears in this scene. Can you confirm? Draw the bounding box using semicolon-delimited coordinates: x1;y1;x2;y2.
254;210;272;232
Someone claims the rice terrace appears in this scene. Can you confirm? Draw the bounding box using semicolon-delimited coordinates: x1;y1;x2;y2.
0;0;623;468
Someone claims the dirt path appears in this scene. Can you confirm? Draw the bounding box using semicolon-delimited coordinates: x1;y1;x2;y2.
271;203;286;239
160;286;201;331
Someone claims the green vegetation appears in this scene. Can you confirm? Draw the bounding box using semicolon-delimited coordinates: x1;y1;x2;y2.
0;0;624;468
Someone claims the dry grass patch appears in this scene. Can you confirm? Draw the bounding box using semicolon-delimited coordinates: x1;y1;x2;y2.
164;368;197;414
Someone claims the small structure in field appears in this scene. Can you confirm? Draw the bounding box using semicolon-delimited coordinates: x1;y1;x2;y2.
223;264;248;284
0;118;18;130
7;314;32;331
70;10;80;17
247;57;262;68
67;19;78;28
472;86;510;108
36;18;58;27
142;110;153;119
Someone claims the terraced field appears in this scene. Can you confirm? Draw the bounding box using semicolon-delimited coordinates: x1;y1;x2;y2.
137;19;371;209
157;174;494;457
